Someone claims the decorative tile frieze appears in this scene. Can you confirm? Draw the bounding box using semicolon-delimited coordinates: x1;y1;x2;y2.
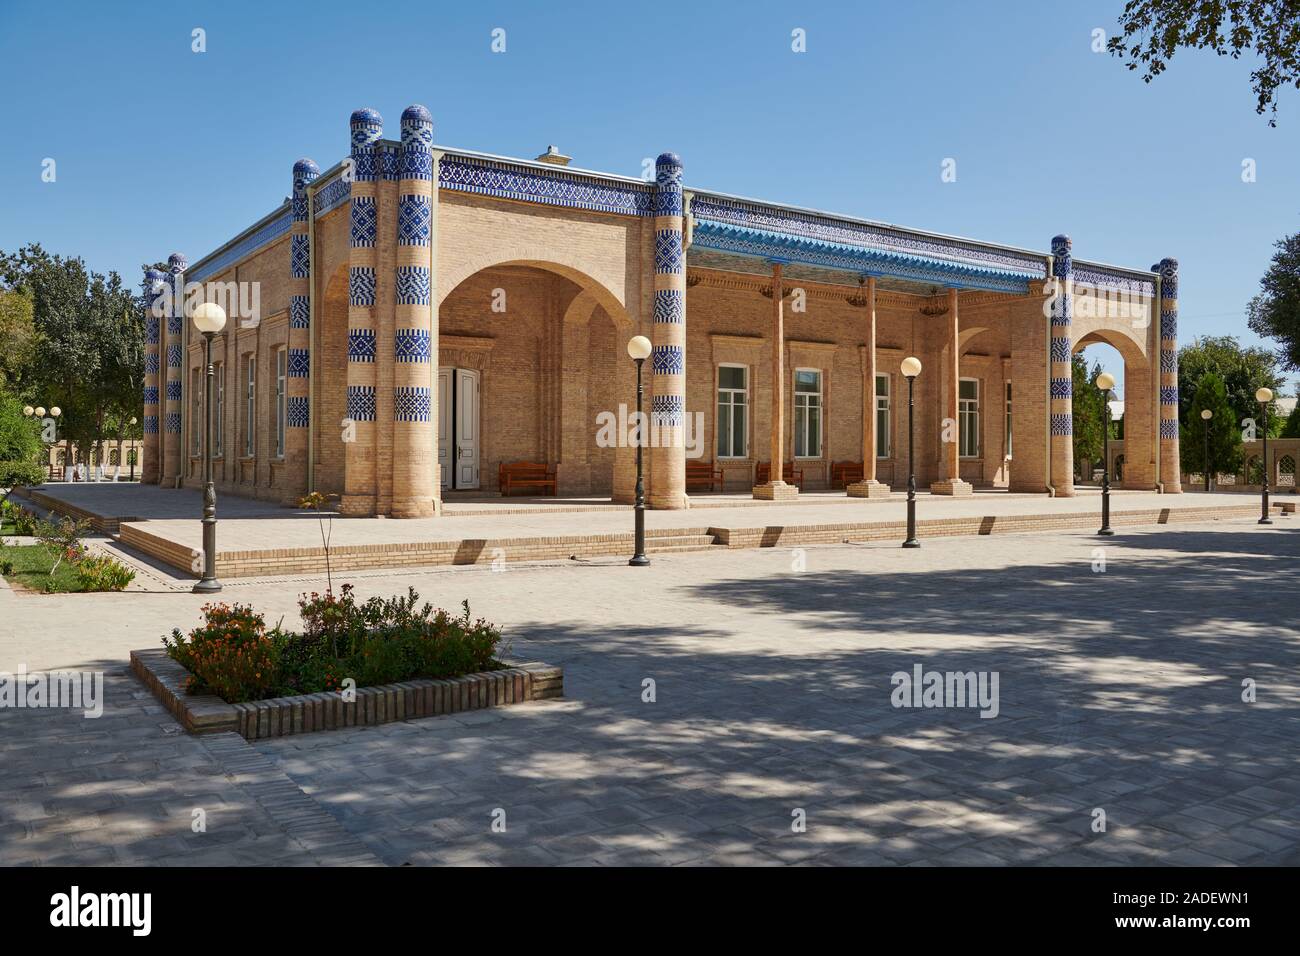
1049;377;1072;399
290;233;311;278
350;197;377;248
143;415;158;434
438;154;654;217
395;266;430;305
652;344;684;375
346;385;376;421
692;194;1047;280
348;329;377;363
287;348;310;378
1050;337;1071;363
314;176;351;218
651;394;684;427
188;208;291;284
287;396;310;428
143;386;159;406
349;267;376;307
1050;413;1073;436
290;294;310;329
145;353;160;375
654;289;684;324
167;344;182;368
1159;419;1179;440
394;328;431;363
394;386;431;422
397;195;432;245
165;412;182;434
1160;386;1179;406
655;230;684;274
165;380;183;402
145;317;160;344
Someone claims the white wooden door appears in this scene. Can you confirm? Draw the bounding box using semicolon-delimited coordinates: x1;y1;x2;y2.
437;367;452;490
455;368;480;489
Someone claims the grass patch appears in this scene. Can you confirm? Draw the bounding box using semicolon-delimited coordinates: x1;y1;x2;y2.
0;543;85;592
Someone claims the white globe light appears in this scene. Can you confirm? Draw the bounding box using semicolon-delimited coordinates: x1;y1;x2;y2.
901;356;922;378
1095;372;1115;391
23;405;34;417
192;301;228;335
49;406;60;418
1255;387;1274;404
627;335;652;361
1200;408;1212;420
34;407;45;418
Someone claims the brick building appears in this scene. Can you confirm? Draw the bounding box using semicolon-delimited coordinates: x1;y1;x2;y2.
141;105;1182;515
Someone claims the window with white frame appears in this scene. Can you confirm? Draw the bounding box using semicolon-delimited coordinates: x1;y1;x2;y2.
274;347;287;459
959;377;980;458
1004;381;1012;458
244;355;256;457
793;368;822;459
213;363;224;457
875;373;890;458
716;364;748;458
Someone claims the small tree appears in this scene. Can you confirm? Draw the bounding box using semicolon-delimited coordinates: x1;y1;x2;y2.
1247;233;1300;372
298;492;339;595
1181;371;1242;481
0;387;43;502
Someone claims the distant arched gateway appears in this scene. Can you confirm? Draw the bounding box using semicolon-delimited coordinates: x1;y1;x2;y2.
142;106;1181;515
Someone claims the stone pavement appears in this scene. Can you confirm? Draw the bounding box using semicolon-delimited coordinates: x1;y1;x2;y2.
2;521;1298;865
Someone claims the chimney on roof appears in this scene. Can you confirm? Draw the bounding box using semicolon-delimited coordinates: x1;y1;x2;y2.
536;145;572;167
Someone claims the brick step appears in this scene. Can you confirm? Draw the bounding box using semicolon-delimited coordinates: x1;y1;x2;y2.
645;534;718;551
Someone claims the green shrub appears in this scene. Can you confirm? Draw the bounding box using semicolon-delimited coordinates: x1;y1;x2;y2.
74;554;135;591
164;586;505;703
0;558;13;576
164;603;283;701
1;500;38;535
0;460;45;494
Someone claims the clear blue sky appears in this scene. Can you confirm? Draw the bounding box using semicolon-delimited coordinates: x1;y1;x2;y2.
2;0;1297;397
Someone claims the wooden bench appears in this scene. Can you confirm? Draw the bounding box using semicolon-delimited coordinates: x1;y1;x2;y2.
499;461;557;497
686;460;724;492
831;460;863;488
755;461;804;489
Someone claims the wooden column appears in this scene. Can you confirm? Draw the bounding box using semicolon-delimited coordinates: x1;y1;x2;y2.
848;275;889;497
931;287;972;495
754;261;798;499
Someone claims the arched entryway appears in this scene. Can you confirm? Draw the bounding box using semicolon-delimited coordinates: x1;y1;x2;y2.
1073;326;1154;490
438;259;636;498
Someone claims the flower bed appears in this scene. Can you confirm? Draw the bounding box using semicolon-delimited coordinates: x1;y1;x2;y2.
163;585;507;704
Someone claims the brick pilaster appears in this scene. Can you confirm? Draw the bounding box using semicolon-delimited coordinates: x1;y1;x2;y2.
141;268;166;484
1048;234;1075;496
649;152;687;509
391;105;439;517
287;158;319;499
162;252;186;488
340;108;382;517
1157;257;1182;491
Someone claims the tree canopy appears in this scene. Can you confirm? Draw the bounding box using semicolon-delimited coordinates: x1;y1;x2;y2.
1247;232;1300;372
1107;1;1300;125
1177;335;1286;437
1180;370;1243;478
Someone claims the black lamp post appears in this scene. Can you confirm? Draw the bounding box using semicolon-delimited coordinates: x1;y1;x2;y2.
627;335;652;566
1257;387;1273;525
192;302;226;593
1200;408;1212;493
1096;372;1115;536
901;356;922;548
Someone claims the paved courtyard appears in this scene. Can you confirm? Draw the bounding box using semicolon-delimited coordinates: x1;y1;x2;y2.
2;520;1298;865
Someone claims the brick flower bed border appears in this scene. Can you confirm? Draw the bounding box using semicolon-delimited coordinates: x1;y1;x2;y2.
130;647;562;740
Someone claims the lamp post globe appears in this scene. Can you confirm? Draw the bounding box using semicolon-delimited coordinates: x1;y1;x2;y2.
192;301;227;593
1095;372;1115;536
34;407;45;418
1256;387;1274;525
627;335;652;566
901;357;921;548
49;407;60;418
23;406;33;417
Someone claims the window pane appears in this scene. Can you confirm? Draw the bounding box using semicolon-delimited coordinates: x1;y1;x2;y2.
960;379;978;400
795;369;820;392
808;407;820;457
876;373;888;397
719;366;745;390
717;399;731;457
794;404;806;457
732;404;746;457
877;407;889;457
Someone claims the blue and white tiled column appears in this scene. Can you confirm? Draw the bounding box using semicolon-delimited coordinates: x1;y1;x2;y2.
142;267;166;484
340;108;382;517
288;158;319;486
392;104;438;517
1049;235;1075;496
1157;257;1182;491
649;152;687;509
163;252;187;488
